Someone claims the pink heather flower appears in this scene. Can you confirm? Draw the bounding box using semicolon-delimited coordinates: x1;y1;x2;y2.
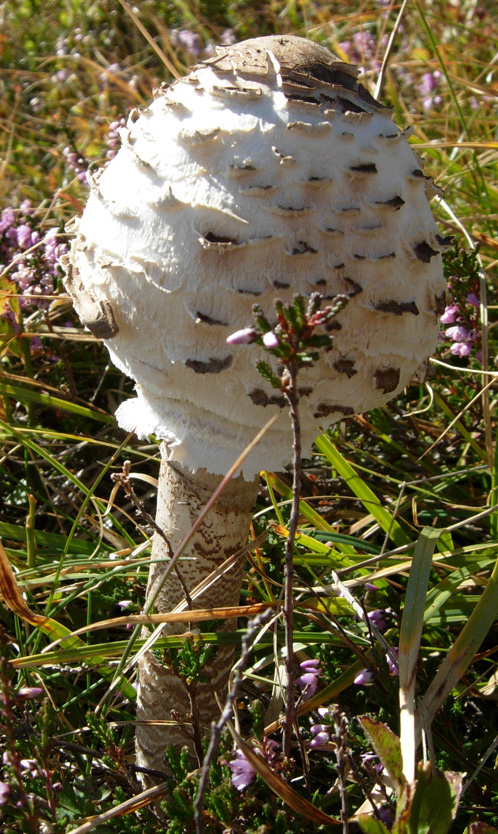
419;70;443;109
117;600;133;609
264;738;280;760
17;686;43;699
450;341;472;357
340;30;380;72
354;668;373;685
386;648;399;676
172;29;202;57
309;712;332;748
262;330;279;349
19;758;39;776
446;324;469;342
310;722;328;734
367;608;393;631
55;69;69;83
0;782;9;806
310;730;331;748
226;327;256;345
296;659;322;698
220;29;236;46
228;749;256;791
0;208;16;232
296;672;319;694
419;70;442;96
467;293;479;308
440;304;460;324
300;658;321;672
16;224;35;249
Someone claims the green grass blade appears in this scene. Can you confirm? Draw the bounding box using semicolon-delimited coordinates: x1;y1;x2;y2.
399;527;441;782
0;379;115;424
420;553;498;726
315;434;412;547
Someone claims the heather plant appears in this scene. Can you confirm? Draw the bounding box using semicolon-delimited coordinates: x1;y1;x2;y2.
1;1;498;832
0;203;67;353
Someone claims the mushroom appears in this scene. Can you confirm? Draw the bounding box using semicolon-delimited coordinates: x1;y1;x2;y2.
64;35;448;775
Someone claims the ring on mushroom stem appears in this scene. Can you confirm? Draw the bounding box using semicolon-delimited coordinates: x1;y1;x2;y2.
64;34;449;777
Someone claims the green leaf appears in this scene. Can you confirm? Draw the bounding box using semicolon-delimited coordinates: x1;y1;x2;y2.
358;815;390;834
420;552;498;724
256;360;282;389
408;765;463;834
400;527;440;679
399;528;441;782
359;716;405;793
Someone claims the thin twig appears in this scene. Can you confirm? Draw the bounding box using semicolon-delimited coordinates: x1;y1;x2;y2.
374;0;410;99
194;609;273;834
332;706;350;834
282;376;301;760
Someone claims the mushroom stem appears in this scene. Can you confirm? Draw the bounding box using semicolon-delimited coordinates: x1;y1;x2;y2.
135;446;259;776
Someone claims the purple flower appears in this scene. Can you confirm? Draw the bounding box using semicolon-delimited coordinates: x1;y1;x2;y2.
220;29;236;46
300;658;321;672
367;608;393;631
172;29;202;57
446;324;469;342
19;758;39;776
63;146;89;183
386;648;398;676
354;668;374;685
419;70;443;109
106;118;126;161
309;712;332;749
420;70;442;96
43;229;59;260
297;672;319;694
310;729;331;748
17;686;43;700
467;292;479;308
262;330;279;349
450;341;472;357
440;304;460;324
0;782;9;806
340;30;379;71
226;327;256;345
16;224;35;249
228;749;256;790
296;658;322;698
0;208;16;232
310;722;328;734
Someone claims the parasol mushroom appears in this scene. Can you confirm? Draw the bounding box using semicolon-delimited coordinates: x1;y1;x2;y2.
63;34;448;775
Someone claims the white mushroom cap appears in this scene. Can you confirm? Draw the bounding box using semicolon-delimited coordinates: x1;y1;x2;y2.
65;36;448;478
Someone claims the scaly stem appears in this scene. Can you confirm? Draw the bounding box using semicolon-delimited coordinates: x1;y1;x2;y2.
135;449;259;778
